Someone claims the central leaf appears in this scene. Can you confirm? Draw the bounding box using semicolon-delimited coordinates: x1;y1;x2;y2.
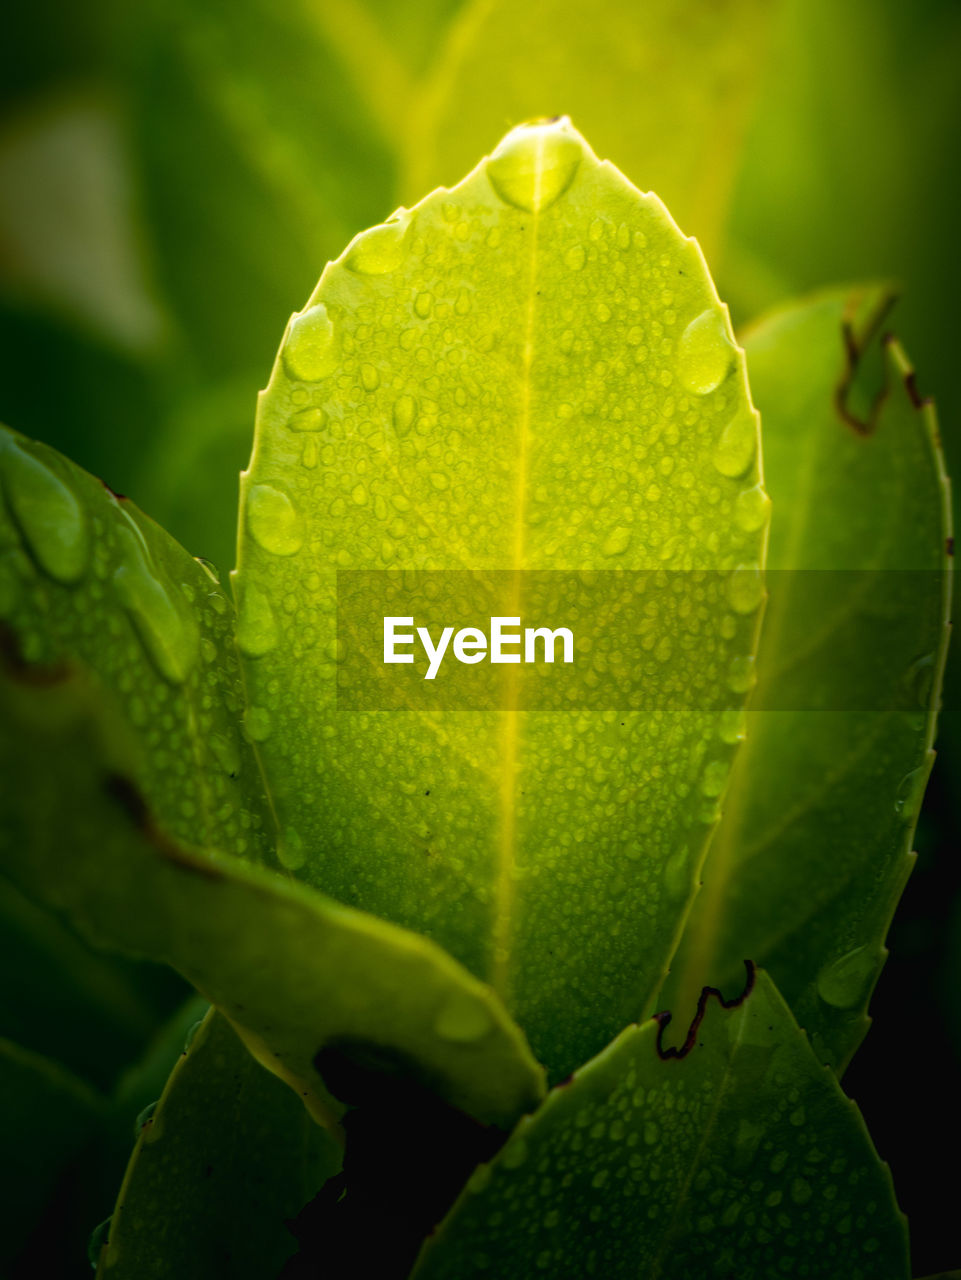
234;119;765;1078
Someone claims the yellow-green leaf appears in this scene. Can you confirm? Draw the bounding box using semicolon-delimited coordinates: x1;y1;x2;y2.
235;118;766;1079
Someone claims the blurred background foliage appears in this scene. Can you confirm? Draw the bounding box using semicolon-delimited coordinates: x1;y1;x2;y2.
1;0;959;1274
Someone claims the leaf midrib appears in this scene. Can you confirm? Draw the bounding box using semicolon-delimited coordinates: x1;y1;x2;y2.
491;148;546;1002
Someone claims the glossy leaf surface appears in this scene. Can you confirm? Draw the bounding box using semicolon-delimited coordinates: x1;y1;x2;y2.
236;118;766;1079
95;1010;340;1279
0;427;544;1129
664;288;952;1069
404;0;774;254
414;970;909;1280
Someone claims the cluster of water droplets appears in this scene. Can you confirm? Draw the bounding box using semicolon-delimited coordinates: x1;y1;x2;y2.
0;431;271;863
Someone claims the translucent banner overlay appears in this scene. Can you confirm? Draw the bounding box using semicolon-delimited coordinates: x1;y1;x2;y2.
334;570;944;712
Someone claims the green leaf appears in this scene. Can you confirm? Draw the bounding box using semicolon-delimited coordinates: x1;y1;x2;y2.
412;969;910;1280
0;423;276;862
663;287;952;1070
94;1010;340;1280
236;118;766;1080
0;1037;104;1265
403;0;776;255
0;425;545;1129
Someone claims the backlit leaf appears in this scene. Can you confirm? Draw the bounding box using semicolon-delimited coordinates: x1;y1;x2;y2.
236;118;766;1078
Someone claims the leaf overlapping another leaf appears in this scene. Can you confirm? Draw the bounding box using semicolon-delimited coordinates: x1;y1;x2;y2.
413;970;909;1280
93;1010;340;1280
663;287;952;1071
235;117;767;1080
0;425;544;1131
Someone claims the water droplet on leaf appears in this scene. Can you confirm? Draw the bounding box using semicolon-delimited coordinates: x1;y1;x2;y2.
235;583;278;656
246;484;303;556
0;439;89;585
344;218;410;274
278;826;306;870
289;407;327;432
735;483;771;532
727;563;763;614
677;309;736;395
602;526;631;557
713;408;758;478
486;121;584;213
114;523;198;684
282;304;337;382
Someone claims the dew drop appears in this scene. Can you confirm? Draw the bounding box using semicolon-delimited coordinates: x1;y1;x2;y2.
602;526;631;557
414;292;433;319
677;308;736;395
816;946;876;1009
301;437;318;469
894;765;927;820
393;395;417;434
486;121;584;213
87;1218;112;1270
114;523;199;684
434;990;493;1043
501;1137;528;1169
700;759;729;798
718;707;747;744
735;483;771;532
278;826;306;870
282;304;337;382
727;654;757;694
344;217;410;274
0;438;89;584
902;653;935;710
289;407;326;434
727;563;764;614
244;704;272;742
565;244;586;270
351;483;368;506
361;363;381;392
713;407;758;478
235;583;278;657
246;484;303;556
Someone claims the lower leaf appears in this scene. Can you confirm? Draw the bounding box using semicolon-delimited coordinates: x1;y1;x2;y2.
413;969;909;1280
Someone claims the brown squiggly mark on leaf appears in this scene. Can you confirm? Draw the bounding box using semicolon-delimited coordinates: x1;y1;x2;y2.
834;290;896;435
653;959;756;1061
834;288;936;436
